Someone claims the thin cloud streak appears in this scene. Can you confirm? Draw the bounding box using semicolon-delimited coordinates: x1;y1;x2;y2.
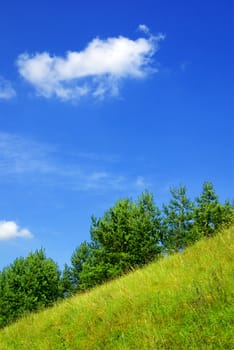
0;132;57;175
0;132;142;192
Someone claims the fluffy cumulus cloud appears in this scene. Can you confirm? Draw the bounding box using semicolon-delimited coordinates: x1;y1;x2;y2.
0;76;16;100
17;25;165;101
0;221;33;240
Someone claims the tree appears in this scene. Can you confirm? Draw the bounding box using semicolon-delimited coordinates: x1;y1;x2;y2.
0;249;60;328
91;192;162;267
162;185;194;252
70;192;162;290
70;241;95;291
193;182;232;237
222;200;234;227
59;263;74;298
130;191;162;264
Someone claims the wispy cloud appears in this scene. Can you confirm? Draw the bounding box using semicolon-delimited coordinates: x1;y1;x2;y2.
0;132;57;176
16;25;165;101
0;76;16;100
0;221;33;240
135;176;149;189
0;132;142;192
138;24;151;35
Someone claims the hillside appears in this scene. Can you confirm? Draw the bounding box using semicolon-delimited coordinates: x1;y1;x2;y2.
0;226;233;350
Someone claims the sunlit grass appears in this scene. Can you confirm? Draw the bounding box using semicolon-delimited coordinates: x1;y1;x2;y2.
0;226;233;349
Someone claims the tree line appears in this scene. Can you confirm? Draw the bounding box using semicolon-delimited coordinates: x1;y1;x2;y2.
0;182;233;328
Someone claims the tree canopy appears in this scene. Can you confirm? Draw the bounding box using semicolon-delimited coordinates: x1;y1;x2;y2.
0;249;60;328
0;181;233;327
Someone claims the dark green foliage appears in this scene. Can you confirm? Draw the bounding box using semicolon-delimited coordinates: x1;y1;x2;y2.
0;249;60;328
70;191;162;290
1;181;233;328
162;185;195;251
59;264;74;298
78;261;122;291
91;192;162;267
133;191;162;263
66;184;233;293
70;241;96;291
194;182;233;237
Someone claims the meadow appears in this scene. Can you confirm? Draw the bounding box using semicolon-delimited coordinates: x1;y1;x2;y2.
0;226;233;349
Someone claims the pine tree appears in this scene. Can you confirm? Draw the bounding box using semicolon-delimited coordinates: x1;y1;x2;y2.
194;182;225;237
59;263;74;297
162;185;194;252
70;192;162;290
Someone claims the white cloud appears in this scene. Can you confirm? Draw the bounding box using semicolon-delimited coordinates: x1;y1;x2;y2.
138;24;151;35
17;26;165;101
0;221;33;240
0;76;16;100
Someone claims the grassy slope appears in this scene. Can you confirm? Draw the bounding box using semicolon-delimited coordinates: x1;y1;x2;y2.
0;227;233;350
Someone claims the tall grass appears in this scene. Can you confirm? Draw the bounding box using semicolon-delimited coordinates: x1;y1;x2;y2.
0;226;233;349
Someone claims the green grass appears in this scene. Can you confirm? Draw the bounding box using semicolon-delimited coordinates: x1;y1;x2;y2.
0;226;233;349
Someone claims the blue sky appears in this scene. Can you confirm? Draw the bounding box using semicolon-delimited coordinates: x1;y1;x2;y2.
0;0;233;270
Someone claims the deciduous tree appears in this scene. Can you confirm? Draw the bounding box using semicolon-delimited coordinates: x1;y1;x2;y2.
0;249;60;328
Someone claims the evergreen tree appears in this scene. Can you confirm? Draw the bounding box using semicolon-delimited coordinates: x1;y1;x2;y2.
91;192;162;267
70;241;95;291
130;191;162;264
193;182;232;237
222;200;234;227
162;185;194;252
71;192;162;290
59;263;74;298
